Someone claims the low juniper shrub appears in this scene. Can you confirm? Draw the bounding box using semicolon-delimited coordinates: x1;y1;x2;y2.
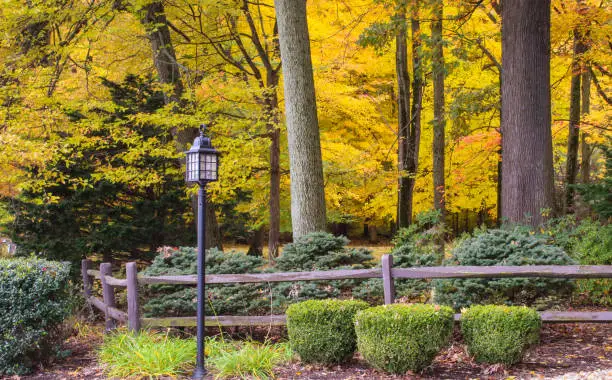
0;258;72;375
353;244;441;304
272;232;373;310
286;299;369;364
434;228;575;309
461;305;541;365
143;247;268;317
355;304;454;374
354;211;444;304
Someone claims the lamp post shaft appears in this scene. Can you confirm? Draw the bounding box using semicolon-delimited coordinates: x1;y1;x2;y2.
193;185;207;379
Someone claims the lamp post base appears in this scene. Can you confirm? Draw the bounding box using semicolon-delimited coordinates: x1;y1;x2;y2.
192;367;208;379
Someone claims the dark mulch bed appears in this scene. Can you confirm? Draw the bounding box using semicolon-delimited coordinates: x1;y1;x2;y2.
7;322;612;379
273;323;612;380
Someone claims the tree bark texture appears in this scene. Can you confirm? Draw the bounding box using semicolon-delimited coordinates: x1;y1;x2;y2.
141;2;221;247
266;81;282;259
140;2;197;148
205;194;223;250
274;0;327;238
501;0;554;226
431;0;445;218
564;30;587;213
407;4;422;221
580;68;592;183
396;5;412;229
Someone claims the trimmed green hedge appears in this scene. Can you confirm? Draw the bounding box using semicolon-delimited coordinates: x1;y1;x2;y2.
0;258;72;375
286;299;369;364
355;304;454;374
461;305;541;365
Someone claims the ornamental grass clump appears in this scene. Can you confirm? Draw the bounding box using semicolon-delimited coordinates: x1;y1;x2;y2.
286;299;369;364
461;305;541;365
98;330;196;378
355;304;454;374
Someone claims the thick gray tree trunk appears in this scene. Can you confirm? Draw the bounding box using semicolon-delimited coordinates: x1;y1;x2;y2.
501;0;554;226
564;29;587;213
274;0;327;238
396;5;412;228
432;0;445;219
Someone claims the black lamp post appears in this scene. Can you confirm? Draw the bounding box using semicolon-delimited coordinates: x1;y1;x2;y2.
185;124;219;379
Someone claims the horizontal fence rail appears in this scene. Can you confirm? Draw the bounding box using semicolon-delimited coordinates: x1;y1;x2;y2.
81;255;612;332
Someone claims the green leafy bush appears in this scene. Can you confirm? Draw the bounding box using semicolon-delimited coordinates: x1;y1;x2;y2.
143;247;267;317
0;258;72;375
273;232;373;309
434;229;575;309
461;305;541;364
355;304;454;374
392;209;446;249
286;299;369;364
543;216;612;305
573;144;612;218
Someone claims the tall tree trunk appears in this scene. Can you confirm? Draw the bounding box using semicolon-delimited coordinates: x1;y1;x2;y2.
501;0;554;226
266;74;282;259
580;68;592;183
396;5;412;228
564;29;587;213
431;0;445;219
141;2;221;249
274;0;327;238
407;2;422;222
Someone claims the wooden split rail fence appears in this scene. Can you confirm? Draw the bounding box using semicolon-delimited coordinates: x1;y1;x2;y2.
81;255;612;332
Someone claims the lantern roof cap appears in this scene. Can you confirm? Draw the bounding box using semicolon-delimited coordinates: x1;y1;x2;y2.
186;124;217;154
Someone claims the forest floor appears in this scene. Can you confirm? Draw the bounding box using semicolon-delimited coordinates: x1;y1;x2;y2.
10;321;612;380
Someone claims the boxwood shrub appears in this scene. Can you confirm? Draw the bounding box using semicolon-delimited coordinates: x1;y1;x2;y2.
0;258;72;375
355;304;454;374
286;299;369;364
461;305;541;364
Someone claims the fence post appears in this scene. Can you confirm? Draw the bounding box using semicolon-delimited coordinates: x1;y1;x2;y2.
382;254;395;304
126;262;141;332
100;262;116;331
81;259;92;298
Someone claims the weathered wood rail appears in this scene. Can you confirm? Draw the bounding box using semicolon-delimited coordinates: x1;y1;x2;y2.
81;255;612;332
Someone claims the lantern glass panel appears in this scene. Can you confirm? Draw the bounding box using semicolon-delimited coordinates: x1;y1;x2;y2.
199;153;217;181
186;152;200;182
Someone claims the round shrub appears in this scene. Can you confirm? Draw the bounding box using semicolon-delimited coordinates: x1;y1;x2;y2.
286;299;369;364
461;305;541;364
0;258;72;375
434;229;575;309
355;304;454;374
